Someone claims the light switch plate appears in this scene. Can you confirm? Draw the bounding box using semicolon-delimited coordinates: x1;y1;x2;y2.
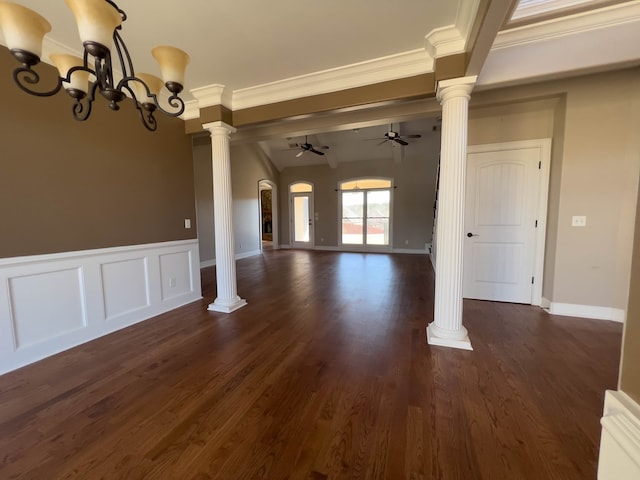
184;219;191;229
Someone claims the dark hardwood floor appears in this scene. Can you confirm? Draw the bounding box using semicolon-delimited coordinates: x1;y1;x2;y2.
0;250;623;479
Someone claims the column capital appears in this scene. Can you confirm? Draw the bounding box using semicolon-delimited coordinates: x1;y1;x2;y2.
202;121;236;137
436;75;477;104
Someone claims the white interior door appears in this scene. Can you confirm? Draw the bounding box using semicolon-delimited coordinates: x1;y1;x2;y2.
291;192;314;248
463;146;541;303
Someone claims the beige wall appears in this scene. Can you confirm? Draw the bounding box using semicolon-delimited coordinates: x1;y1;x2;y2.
193;140;280;264
0;47;196;258
553;71;640;309
278;129;440;250
470;68;640;310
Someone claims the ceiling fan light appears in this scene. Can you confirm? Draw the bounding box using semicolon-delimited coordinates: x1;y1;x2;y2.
50;53;89;93
0;2;51;59
130;72;163;105
65;0;122;53
151;45;190;91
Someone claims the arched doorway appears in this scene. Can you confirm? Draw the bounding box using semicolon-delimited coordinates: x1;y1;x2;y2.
258;180;278;251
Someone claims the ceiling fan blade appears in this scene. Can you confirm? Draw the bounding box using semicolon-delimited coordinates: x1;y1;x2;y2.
405;134;422;139
296;150;305;157
310;147;325;156
377;140;388;146
393;138;409;146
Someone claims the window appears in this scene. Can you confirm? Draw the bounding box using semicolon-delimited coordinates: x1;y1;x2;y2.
340;178;392;246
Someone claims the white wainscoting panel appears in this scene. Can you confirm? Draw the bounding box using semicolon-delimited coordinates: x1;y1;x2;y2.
102;258;150;321
10;268;87;349
0;240;202;375
160;251;193;301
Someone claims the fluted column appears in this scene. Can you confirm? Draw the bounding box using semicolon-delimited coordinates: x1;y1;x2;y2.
203;121;247;313
426;76;476;350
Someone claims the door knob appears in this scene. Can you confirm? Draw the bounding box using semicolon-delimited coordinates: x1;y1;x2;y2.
467;232;479;237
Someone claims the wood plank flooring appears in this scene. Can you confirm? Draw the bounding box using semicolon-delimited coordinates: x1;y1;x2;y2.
0;250;623;479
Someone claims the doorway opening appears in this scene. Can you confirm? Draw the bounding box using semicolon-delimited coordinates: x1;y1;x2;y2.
259;180;278;251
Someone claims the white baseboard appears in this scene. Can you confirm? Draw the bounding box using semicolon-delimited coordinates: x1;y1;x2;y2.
0;240;202;376
200;259;216;268
599;390;640;479
548;302;625;323
236;249;261;260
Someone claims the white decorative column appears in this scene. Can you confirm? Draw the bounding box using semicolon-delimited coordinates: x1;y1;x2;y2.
203;121;247;313
426;76;476;350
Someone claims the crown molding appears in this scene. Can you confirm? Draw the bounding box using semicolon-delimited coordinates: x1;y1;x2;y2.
494;0;640;49
181;100;201;121
425;26;466;58
190;84;232;109
425;0;480;57
230;48;433;111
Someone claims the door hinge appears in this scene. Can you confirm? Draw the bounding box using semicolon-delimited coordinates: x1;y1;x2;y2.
535;220;538;228
531;276;535;284
538;161;542;169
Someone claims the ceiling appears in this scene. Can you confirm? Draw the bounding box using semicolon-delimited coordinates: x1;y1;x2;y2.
1;0;639;170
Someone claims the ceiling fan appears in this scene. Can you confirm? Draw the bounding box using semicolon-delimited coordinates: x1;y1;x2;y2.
367;125;422;146
287;136;330;157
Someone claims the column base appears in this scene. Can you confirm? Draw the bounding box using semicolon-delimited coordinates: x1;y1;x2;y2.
426;323;473;350
208;297;247;313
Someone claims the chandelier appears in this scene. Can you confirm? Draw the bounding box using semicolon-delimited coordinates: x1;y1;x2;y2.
0;0;190;131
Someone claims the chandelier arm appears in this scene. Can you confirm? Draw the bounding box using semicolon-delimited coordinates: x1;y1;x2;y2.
12;65;63;97
119;82;155;130
113;31;135;79
153;93;186;117
71;84;96;122
137;103;158;132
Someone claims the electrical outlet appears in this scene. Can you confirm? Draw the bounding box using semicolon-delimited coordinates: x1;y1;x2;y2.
184;219;191;229
571;215;587;227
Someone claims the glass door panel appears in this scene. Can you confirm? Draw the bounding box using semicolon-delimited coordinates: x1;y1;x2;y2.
341;191;364;244
366;190;390;245
291;192;313;248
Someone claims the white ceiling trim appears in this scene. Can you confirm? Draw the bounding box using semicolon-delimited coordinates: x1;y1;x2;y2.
187;0;482;114
495;0;640;49
478;1;640;88
191;84;232;109
425;0;480;57
425;26;466;57
181;100;200;121
229;48;434;111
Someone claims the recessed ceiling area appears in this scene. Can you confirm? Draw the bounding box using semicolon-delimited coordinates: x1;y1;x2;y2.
258;117;442;171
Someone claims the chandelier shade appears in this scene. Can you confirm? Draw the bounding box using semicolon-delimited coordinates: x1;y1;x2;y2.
0;0;189;131
65;0;122;56
152;46;190;93
0;2;51;61
50;53;90;93
130;72;163;106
